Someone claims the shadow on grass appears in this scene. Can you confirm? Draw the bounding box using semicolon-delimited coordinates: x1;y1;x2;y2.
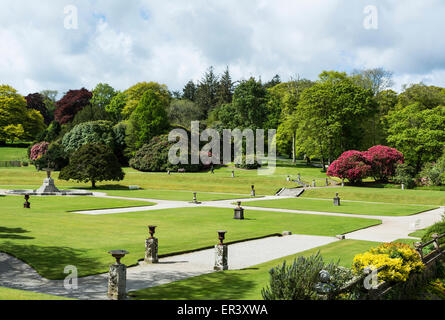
75;184;142;191
0;227;34;240
129;271;258;300
0;242;104;280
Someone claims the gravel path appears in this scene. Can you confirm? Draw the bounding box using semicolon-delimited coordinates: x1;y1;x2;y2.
1;191;443;300
0;234;338;300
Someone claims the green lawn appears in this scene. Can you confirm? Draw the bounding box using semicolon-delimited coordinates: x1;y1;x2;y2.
0;147;28;161
301;187;445;206
103;189;261;201
244;197;436;216
0;199;380;279
0;287;72;300
128;239;381;300
0;159;333;195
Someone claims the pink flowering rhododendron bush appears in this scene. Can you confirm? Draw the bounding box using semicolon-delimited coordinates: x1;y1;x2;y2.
327;150;371;184
29;142;49;161
364;145;404;181
328;146;405;184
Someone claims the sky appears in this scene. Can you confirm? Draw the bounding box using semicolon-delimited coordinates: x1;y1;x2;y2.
1;0;445;97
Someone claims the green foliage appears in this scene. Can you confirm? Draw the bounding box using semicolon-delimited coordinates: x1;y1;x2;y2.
419;151;445;186
33;142;68;171
62;120;116;154
194;66;219;118
234;155;262;170
421;221;445;248
393;163;416;189
126;90;170;152
387;103;445;172
91;83;117;110
0;85;46;143
231;77;268;130
130;134;202;172
112;121;129;165
36;121;61;143
122;82;170;119
106;92;127;123
59;143;124;188
167;99;203;128
70;103;112;129
261;252;355;300
293;71;377;166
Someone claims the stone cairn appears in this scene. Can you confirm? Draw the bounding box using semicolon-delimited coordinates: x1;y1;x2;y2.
214;231;228;271
107;250;129;300
145;225;159;264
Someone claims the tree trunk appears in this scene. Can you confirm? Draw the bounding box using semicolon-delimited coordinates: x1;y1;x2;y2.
292;132;296;163
92;179;96;189
321;157;327;172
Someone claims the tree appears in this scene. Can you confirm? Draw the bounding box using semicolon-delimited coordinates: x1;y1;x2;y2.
263;74;281;89
363;145;404;182
31;142;68;171
167;99;203;128
25;93;52;125
397;83;445;110
387;104;445;172
327;150;371;184
40;90;58;120
195;66;219;118
91;83;117;110
231;77;268;130
106;92;127;123
351;68;394;96
126;90;170;151
216;66;234;105
182;80;197;102
271;78;314;160
0;85;46;143
294;71;377;170
70;103;112;128
122;82;170;119
130;134;202;172
62;120;116;155
59;143;124;189
54;88;93;124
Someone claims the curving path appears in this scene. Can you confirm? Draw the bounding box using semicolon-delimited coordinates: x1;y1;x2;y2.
1;190;443;300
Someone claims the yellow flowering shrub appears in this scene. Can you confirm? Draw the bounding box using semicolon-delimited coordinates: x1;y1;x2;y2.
352;243;424;283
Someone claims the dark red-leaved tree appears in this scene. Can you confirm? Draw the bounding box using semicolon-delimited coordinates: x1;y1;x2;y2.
26;93;52;125
363;145;404;182
327;150;371;184
54;88;92;125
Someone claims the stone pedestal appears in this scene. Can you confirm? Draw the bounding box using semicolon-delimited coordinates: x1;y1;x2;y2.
36;178;61;193
145;238;159;264
214;244;228;271
312;180;316;187
333;196;341;206
108;263;127;300
234;207;244;220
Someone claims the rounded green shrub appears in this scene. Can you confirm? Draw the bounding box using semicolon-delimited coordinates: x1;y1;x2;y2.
130;134;202;172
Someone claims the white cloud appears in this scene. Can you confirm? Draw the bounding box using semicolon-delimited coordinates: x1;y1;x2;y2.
0;0;445;96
